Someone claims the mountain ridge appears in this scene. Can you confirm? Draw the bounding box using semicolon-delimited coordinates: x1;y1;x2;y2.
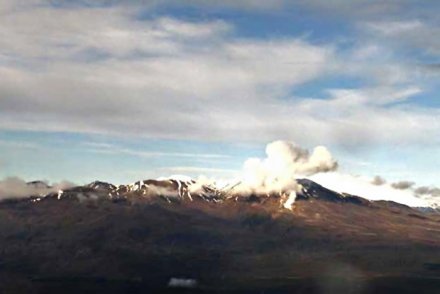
0;177;438;293
16;177;432;212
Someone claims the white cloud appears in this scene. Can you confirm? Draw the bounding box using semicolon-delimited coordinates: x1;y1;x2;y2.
0;3;334;143
0;177;74;200
326;86;422;106
363;20;440;56
0;1;439;152
365;20;423;36
291;86;440;148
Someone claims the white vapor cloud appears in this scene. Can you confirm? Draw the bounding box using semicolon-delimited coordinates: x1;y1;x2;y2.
229;141;337;209
240;140;337;191
184;140;438;208
214;141;436;208
172;140;338;209
0;139;438;209
0;177;75;200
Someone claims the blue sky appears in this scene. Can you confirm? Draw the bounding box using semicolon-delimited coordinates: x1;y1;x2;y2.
0;0;439;186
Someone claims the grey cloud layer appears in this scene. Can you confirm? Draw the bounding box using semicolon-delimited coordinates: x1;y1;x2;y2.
0;1;439;148
391;181;415;190
370;175;439;207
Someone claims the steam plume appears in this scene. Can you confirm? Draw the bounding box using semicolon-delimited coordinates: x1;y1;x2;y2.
234;140;338;208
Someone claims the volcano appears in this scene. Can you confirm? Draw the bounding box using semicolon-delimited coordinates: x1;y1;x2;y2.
0;177;439;293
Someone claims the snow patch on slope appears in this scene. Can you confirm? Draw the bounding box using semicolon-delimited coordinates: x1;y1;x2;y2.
157;175;193;182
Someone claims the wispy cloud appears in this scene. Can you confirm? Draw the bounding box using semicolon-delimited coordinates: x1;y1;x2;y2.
363;19;440;56
83;142;231;159
0;139;40;149
159;166;238;174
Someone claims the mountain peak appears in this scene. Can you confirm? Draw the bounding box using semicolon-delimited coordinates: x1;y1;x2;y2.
296;178;370;205
86;181;117;191
26;180;51;189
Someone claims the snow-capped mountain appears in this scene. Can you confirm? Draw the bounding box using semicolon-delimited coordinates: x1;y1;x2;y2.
21;176;435;212
1;176;440;294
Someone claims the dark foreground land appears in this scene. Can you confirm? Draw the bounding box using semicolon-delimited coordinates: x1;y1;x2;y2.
0;192;439;293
